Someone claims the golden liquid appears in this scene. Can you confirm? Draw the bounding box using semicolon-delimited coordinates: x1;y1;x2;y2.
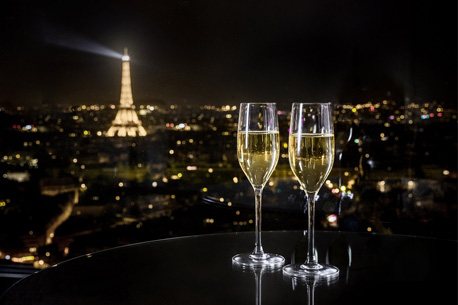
289;133;335;193
237;131;279;188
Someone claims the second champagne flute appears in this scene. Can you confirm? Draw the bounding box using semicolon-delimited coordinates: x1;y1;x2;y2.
282;103;339;279
232;103;285;268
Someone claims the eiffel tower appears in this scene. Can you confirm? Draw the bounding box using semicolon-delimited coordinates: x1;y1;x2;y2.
107;48;147;137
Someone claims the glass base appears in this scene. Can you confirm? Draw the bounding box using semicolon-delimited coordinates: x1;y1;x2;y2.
232;253;285;268
282;263;339;279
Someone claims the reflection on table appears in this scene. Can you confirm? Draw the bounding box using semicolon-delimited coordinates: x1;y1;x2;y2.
1;231;456;305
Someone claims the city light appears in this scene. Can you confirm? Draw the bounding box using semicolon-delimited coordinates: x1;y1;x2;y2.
0;98;455;270
11;256;35;263
327;214;337;223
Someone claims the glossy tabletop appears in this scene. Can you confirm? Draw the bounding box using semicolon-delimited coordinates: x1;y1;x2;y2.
1;231;457;305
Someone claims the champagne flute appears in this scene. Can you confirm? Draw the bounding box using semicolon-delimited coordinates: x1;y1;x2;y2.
283;103;339;279
232;103;285;268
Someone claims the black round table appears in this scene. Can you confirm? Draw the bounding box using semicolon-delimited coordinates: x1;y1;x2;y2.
1;231;456;305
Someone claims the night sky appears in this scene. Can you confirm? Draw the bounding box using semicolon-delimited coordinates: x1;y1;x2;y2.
1;0;456;107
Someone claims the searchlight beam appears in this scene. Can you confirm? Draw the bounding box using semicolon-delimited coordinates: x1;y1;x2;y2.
43;23;123;59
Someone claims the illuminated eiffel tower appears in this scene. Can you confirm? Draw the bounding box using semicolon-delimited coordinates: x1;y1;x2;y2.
107;48;147;137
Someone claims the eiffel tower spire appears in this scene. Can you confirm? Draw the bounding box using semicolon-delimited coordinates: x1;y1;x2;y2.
107;48;147;137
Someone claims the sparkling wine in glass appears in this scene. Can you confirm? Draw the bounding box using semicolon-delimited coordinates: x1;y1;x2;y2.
283;103;339;279
232;103;285;268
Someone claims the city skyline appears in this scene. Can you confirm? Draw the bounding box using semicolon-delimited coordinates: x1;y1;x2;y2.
0;97;456;270
1;0;456;107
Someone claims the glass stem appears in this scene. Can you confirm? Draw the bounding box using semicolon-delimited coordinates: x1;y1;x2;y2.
306;191;318;267
253;187;265;256
306;282;315;305
255;269;262;305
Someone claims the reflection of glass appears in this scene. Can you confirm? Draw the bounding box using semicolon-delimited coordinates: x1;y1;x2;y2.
233;263;281;305
232;103;285;268
283;103;339;279
334;109;354;215
326;233;352;283
285;273;339;305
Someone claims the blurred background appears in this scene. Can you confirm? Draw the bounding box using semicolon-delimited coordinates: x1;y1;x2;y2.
0;0;456;294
